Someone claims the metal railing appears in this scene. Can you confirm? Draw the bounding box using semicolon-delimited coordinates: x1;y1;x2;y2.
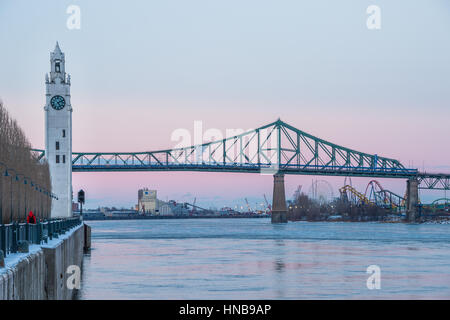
0;217;82;258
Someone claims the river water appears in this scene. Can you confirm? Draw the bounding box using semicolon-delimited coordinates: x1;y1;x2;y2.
78;218;450;299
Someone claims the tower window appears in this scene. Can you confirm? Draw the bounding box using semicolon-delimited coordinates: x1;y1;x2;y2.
55;61;61;72
56;155;60;163
62;129;66;137
56;141;60;150
63;155;66;163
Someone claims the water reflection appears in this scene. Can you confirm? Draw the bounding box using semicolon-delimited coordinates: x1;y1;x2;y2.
274;259;285;273
79;219;450;299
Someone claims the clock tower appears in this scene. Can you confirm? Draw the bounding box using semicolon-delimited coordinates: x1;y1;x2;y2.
44;42;73;218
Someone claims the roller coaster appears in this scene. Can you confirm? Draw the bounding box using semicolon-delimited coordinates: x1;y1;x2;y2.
339;184;374;206
430;198;450;207
424;198;450;212
364;180;406;210
339;179;406;212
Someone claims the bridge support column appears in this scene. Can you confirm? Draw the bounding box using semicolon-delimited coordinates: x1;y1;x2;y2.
406;179;419;222
272;173;287;223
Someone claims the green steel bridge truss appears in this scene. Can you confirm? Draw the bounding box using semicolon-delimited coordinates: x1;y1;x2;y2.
32;119;450;190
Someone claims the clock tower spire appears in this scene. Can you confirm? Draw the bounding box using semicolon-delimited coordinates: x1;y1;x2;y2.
49;41;66;83
44;42;73;218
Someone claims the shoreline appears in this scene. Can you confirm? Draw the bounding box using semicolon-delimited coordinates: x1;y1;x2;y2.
82;214;450;224
83;214;270;221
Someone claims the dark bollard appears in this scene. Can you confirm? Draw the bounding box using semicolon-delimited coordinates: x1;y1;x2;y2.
25;223;29;242
0;225;5;255
49;222;53;241
34;222;41;244
32;223;37;244
84;223;91;252
38;222;43;243
17;240;29;253
0;250;4;268
11;223;18;253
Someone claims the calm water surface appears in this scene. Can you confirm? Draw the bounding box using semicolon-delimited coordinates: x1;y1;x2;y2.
78;218;450;299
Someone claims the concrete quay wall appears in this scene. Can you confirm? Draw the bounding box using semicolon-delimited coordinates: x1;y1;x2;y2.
0;223;90;300
0;250;46;300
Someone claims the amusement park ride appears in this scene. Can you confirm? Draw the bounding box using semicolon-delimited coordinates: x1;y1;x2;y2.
339;178;449;214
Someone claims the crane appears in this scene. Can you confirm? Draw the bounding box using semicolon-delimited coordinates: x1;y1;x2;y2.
263;194;272;213
245;198;252;213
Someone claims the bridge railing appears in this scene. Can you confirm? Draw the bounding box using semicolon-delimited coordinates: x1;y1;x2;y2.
0;217;82;259
71;161;418;176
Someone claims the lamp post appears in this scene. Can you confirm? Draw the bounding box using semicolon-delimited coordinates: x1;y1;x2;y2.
10;171;13;222
5;168;17;223
0;162;6;224
40;188;44;221
42;188;49;219
37;185;44;221
78;189;85;220
35;184;40;219
23;177;31;222
29;181;33;217
19;175;33;222
15;174;26;222
38;187;43;219
15;174;20;222
43;190;48;219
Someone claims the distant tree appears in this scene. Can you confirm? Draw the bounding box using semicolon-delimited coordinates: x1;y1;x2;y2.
0;101;51;223
290;192;325;221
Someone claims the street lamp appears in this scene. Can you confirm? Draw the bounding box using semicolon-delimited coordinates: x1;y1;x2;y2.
35;184;41;218
0;161;7;224
4;167;17;223
15;174;28;222
30;181;35;217
42;188;52;219
14;174;21;222
22;176;31;221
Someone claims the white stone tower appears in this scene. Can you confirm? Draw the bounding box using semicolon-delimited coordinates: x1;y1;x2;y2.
44;42;73;218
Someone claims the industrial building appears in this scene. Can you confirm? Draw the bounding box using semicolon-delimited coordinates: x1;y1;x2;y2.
159;200;191;216
138;188;158;214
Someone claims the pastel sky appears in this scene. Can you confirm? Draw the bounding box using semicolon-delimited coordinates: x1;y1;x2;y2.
1;0;449;209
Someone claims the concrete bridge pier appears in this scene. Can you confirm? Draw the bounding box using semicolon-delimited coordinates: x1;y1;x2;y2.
406;178;419;222
272;173;287;223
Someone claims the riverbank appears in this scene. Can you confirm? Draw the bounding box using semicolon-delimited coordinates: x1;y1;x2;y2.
422;218;450;224
289;214;450;224
84;214;270;221
0;223;90;300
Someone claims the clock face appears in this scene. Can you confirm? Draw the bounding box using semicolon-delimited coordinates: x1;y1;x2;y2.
50;95;65;110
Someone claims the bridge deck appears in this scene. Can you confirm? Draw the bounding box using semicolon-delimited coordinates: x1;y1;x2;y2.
31;119;450;190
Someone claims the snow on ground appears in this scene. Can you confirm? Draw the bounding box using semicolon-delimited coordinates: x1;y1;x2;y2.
41;224;83;249
0;224;83;275
0;244;43;276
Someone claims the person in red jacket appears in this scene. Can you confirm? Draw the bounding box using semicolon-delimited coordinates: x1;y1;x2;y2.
27;211;36;224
